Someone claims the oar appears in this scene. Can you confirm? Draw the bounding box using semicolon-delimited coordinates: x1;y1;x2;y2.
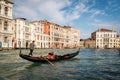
43;57;55;66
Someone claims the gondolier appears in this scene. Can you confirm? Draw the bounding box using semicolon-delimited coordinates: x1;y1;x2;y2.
29;40;35;56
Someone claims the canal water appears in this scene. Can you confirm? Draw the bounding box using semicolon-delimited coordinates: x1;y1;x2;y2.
0;49;120;80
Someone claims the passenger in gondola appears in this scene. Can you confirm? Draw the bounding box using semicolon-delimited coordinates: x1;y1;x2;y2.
47;52;55;59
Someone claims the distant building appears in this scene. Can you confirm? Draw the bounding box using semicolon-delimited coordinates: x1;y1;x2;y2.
39;21;80;49
12;18;35;48
116;35;120;48
63;26;80;48
12;19;80;49
79;39;96;48
91;28;117;49
31;20;49;48
0;0;80;49
0;0;14;48
79;39;85;48
84;38;96;48
49;22;64;48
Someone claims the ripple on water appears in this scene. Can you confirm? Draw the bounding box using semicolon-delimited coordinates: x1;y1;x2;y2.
0;49;120;80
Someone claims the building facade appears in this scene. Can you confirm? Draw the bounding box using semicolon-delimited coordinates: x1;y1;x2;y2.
49;22;64;48
12;19;80;49
63;26;80;48
79;39;96;48
12;18;34;48
79;39;85;48
0;0;13;48
91;28;117;49
31;20;49;48
84;39;96;48
39;20;80;49
0;0;80;49
116;35;120;48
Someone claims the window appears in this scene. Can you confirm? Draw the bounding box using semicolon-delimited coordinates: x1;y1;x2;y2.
54;33;59;37
5;7;8;16
97;39;99;42
37;35;39;40
4;21;8;31
56;27;58;30
25;27;29;32
4;37;8;43
66;35;69;38
0;5;1;14
114;35;116;37
0;19;2;25
25;34;29;39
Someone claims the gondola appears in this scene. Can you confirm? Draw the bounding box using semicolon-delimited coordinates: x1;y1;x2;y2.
19;49;80;63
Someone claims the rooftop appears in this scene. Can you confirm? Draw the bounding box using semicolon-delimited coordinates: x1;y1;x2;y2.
96;28;116;32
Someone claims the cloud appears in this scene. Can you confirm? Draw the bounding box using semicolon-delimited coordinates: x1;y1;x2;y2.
65;3;88;21
80;29;93;39
13;6;39;20
13;0;40;20
12;0;120;39
91;19;120;34
37;0;70;24
113;22;120;34
12;0;89;25
13;0;71;23
91;19;113;28
90;10;105;18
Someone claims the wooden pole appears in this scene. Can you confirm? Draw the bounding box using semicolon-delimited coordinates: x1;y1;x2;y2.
43;57;54;66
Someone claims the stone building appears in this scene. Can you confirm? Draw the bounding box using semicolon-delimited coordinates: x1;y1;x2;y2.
116;35;120;48
12;18;35;48
84;38;96;48
0;0;80;49
12;19;80;49
39;20;80;49
79;39;85;48
91;28;117;49
31;20;49;48
63;26;80;48
49;22;64;48
79;39;96;48
0;0;13;48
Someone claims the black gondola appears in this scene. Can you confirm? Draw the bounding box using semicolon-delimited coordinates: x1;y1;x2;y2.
19;49;80;63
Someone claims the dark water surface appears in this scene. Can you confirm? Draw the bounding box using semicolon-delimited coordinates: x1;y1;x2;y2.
0;49;120;80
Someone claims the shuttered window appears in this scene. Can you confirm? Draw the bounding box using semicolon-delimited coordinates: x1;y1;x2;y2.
4;21;8;31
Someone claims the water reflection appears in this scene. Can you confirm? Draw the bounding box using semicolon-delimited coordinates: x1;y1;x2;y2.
0;49;120;80
118;49;120;55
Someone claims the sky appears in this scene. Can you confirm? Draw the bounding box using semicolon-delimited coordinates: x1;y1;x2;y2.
12;0;120;39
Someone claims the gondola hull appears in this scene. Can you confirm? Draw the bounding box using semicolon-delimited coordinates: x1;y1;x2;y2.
19;50;80;63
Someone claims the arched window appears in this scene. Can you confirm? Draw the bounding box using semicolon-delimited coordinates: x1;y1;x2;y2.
4;37;8;43
5;7;8;16
0;5;1;14
0;19;1;25
4;21;8;31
